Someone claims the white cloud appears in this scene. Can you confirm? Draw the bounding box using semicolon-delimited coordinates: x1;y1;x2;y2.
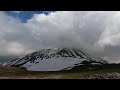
1;11;120;62
0;12;34;56
10;11;21;13
96;25;120;48
5;42;25;55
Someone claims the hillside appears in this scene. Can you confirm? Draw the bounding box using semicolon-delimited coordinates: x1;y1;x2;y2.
2;48;107;71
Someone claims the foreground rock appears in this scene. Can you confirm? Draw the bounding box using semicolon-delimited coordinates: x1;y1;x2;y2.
83;73;120;79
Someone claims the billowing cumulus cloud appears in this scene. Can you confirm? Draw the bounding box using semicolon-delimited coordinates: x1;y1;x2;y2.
1;11;120;63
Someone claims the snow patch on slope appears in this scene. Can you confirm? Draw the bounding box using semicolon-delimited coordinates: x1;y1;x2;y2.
22;57;86;71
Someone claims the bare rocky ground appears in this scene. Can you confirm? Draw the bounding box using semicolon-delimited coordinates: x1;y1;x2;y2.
1;64;120;79
1;71;120;79
81;73;120;79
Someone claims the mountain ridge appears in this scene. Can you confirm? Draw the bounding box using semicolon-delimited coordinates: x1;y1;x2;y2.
2;48;108;71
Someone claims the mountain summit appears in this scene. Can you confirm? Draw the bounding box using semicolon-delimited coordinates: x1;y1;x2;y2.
3;48;107;71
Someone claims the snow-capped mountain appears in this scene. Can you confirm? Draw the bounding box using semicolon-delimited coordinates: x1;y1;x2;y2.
2;48;108;71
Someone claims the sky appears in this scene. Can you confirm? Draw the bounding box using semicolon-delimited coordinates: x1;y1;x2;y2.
0;11;120;63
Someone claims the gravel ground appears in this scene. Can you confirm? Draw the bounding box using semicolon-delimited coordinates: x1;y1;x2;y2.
82;73;120;79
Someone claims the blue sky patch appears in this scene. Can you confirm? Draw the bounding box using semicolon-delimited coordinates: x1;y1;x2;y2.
5;11;53;23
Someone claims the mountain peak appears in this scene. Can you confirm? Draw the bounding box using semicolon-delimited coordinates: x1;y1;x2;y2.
2;48;107;71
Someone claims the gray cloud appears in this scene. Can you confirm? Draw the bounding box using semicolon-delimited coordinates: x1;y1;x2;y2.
0;11;120;63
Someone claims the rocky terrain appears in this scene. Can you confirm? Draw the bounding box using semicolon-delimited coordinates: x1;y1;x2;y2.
2;48;107;71
0;48;120;79
81;73;120;79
